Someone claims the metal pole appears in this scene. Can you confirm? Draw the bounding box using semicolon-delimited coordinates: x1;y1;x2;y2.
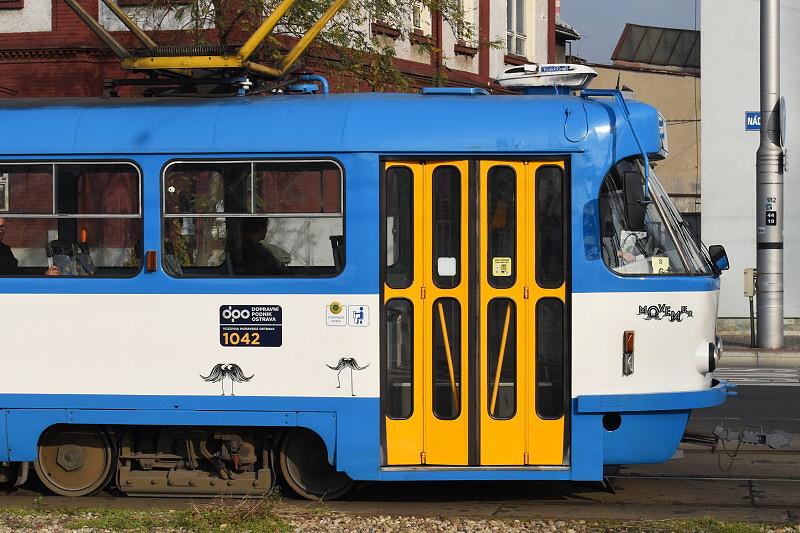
749;296;756;349
757;0;784;349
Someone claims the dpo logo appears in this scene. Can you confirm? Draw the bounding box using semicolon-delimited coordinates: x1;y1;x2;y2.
220;305;252;324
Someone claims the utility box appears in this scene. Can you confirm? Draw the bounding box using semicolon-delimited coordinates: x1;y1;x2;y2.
744;267;757;297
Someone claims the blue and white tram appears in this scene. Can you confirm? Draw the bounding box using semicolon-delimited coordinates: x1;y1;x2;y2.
0;67;731;499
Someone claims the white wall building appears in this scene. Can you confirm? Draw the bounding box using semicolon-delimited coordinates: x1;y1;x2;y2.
702;0;800;323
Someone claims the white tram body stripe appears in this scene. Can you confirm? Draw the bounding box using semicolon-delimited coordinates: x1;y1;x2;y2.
1;294;380;398
571;290;719;397
4;291;718;400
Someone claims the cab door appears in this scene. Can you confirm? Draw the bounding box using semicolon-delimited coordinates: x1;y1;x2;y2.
382;159;567;467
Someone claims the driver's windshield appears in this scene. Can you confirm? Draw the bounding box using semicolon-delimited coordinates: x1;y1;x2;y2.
648;171;712;275
600;159;711;276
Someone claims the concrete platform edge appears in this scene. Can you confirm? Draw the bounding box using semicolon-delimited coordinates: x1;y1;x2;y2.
720;351;800;368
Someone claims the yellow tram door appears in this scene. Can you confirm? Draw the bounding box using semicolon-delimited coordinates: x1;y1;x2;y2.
383;161;470;466
383;160;566;467
479;161;567;466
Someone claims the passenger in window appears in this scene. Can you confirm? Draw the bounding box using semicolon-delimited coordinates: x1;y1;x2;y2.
0;218;60;276
237;217;284;275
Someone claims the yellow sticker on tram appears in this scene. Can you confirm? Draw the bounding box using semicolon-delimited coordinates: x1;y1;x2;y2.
651;256;670;274
492;257;513;277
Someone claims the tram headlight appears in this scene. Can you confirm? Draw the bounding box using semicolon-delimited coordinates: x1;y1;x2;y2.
706;337;723;373
697;338;722;375
657;112;669;158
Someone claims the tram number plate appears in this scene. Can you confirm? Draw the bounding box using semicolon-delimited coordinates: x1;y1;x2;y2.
219;305;282;347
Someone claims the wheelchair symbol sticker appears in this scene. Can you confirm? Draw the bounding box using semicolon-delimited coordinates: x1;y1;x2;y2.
348;305;369;327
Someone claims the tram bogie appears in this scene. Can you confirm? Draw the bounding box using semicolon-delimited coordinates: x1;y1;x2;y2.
115;427;273;497
29;424;347;498
0;65;732;500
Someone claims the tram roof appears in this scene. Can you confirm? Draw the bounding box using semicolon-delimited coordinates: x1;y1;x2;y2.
0;92;661;157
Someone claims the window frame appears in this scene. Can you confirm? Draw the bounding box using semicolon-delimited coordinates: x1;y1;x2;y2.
535;297;566;420
0;160;144;278
597;161;712;278
486;297;517;420
384;297;415;420
0;172;8;213
160;158;346;279
384;165;414;290
535;164;566;289
0;0;24;10
506;0;527;56
487;164;517;289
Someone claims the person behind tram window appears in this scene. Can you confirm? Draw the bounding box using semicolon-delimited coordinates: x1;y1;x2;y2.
237;217;284;275
0;218;60;276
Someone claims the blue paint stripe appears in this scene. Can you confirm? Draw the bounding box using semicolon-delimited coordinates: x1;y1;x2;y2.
0;384;727;482
0;394;370;411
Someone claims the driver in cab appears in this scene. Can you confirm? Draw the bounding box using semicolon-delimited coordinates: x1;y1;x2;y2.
0;218;60;276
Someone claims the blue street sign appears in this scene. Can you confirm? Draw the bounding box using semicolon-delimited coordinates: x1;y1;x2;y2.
745;111;761;131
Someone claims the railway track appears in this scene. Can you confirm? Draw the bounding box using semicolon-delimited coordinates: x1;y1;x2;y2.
0;450;796;522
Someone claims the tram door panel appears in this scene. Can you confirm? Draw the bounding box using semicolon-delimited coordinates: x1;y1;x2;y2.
384;161;470;466
479;161;567;466
383;160;566;467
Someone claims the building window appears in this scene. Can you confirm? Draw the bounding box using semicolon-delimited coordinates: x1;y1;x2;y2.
506;0;526;56
162;160;344;278
0;0;24;10
412;2;422;31
455;0;467;41
0;162;142;277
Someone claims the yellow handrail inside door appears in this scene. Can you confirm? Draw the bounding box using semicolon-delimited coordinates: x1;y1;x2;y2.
436;301;460;412
489;301;512;416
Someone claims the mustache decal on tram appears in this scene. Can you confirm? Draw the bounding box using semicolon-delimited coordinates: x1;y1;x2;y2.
327;357;369;397
201;363;255;396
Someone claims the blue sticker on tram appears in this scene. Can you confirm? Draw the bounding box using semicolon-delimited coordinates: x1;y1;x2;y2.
219;305;282;347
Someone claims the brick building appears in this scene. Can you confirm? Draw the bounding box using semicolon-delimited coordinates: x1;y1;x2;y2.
0;0;573;97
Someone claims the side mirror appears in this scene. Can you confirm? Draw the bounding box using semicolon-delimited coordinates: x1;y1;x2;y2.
708;244;729;271
622;170;647;232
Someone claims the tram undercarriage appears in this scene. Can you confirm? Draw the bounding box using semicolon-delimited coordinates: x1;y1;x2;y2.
28;425;352;499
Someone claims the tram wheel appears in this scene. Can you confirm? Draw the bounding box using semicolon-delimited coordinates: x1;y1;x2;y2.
278;429;353;500
34;426;115;497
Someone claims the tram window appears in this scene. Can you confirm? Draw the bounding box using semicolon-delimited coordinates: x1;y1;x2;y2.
57;164;139;215
432;166;461;289
385;166;413;289
488;166;516;289
599;160;693;276
0;163;142;278
1;165;52;213
432;297;461;420
164;163;251;214
385;298;413;419
162;160;344;277
536;166;565;289
487;298;517;420
254;162;341;214
536;298;565;420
